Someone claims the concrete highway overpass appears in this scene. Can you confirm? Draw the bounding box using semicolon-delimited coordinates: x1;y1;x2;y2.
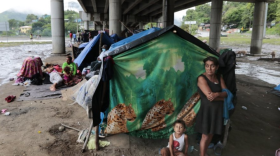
50;0;274;55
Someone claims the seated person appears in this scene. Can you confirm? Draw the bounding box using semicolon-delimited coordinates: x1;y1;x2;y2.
16;57;43;84
90;44;109;71
46;64;63;91
63;66;73;86
62;56;77;76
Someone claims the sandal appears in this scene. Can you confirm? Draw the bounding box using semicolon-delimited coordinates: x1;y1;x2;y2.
24;92;30;97
20;92;30;97
214;141;223;156
5;95;16;103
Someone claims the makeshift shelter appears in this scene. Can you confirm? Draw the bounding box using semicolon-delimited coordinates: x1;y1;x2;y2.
74;32;114;70
90;25;221;139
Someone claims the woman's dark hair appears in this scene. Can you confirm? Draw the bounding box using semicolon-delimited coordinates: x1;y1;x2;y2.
203;56;219;66
44;63;53;69
173;120;186;128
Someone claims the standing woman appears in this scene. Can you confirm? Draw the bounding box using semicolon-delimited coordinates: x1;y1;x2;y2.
195;56;227;156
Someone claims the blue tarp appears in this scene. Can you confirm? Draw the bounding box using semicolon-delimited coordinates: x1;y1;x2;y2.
79;42;89;49
274;84;280;91
74;33;114;69
97;27;161;60
110;34;123;42
109;27;161;51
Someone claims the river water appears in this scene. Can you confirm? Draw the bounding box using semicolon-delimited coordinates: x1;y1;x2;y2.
0;44;52;85
0;43;279;87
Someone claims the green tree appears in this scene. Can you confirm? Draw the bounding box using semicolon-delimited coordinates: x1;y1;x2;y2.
144;22;157;29
268;1;277;22
180;23;190;32
31;21;45;33
183;9;197;21
18;21;25;27
65;22;78;34
26;14;38;23
222;7;243;27
276;0;280;22
44;16;51;23
8;19;19;30
195;3;211;24
42;27;51;36
64;10;79;23
241;3;254;28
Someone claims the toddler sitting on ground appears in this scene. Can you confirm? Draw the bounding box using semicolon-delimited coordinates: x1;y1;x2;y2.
161;120;189;156
63;66;73;86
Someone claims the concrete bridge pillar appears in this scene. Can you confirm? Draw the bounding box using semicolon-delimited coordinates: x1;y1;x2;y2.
50;0;65;54
96;25;102;30
84;21;89;30
109;0;121;35
250;2;266;54
209;0;223;50
80;11;92;30
162;0;174;28
103;21;107;30
121;24;125;31
92;21;96;30
139;22;143;29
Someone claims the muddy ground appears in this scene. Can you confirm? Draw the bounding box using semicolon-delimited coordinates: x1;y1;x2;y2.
0;47;279;156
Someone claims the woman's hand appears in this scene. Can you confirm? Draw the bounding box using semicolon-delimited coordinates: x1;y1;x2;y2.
207;92;219;101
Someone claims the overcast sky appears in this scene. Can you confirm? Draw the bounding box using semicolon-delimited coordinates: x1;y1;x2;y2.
0;0;188;21
0;0;75;14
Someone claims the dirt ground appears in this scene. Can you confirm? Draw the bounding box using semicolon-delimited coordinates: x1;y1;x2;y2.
0;49;279;156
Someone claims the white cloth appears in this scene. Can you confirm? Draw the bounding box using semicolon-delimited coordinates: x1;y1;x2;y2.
167;133;185;152
73;75;99;109
49;70;63;85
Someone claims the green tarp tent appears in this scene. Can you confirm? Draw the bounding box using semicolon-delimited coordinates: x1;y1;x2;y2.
99;25;219;139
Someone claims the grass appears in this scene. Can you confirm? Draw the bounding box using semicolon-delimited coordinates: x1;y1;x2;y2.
198;32;280;45
0;42;52;48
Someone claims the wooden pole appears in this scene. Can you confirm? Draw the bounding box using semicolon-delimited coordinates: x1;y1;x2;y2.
119;20;133;34
223;119;230;147
95;125;100;150
61;123;81;132
82;120;94;153
99;32;103;54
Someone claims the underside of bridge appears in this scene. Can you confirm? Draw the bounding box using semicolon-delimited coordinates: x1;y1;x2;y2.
77;0;272;28
50;0;274;55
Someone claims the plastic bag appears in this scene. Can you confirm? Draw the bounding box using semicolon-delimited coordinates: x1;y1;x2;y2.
23;79;32;87
87;135;110;150
85;70;99;80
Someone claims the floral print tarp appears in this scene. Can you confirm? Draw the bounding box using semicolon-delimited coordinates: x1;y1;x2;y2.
105;32;217;139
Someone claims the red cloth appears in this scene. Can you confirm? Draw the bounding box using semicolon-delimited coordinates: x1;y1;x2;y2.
103;56;115;64
53;65;62;73
17;57;43;78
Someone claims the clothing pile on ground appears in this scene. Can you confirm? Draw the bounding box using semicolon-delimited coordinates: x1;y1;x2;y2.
15;57;43;86
13;57;83;101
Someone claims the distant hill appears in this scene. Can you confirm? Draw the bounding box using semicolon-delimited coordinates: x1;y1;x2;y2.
0;10;28;22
